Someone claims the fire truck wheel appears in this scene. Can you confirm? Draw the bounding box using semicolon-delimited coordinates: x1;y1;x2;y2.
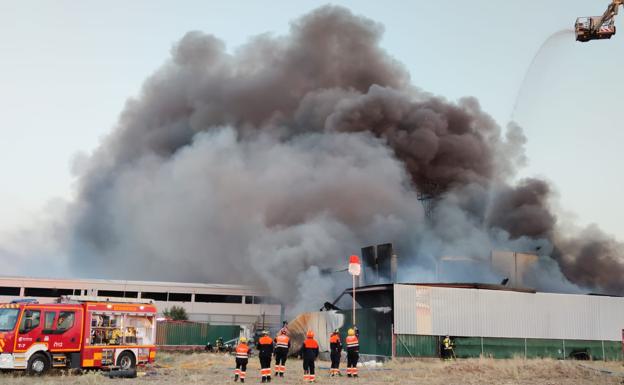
27;353;50;375
116;351;136;370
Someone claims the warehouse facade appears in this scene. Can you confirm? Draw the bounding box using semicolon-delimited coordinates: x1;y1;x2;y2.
0;276;282;329
393;284;624;360
293;283;624;360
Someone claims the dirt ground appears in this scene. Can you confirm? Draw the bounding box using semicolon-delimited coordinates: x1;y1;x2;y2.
1;352;623;385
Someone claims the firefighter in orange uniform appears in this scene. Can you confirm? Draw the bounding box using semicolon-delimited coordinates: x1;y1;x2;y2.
274;329;290;377
257;330;274;383
329;329;342;376
345;328;359;377
234;337;250;383
300;330;319;383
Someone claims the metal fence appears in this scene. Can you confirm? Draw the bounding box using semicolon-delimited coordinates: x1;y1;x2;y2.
337;308;393;357
395;334;624;360
156;321;241;345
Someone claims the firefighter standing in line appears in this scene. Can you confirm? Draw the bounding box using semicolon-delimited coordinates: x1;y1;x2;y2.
234;337;250;383
300;330;319;383
273;329;290;377
257;330;274;383
329;329;342;376
345;328;359;378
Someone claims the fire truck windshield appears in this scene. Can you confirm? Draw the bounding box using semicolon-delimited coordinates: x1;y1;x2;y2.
0;308;19;331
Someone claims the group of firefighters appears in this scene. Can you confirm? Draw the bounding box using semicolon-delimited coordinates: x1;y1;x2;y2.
233;327;360;383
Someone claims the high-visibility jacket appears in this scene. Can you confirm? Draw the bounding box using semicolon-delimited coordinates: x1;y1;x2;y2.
300;338;319;360
346;335;359;352
257;335;274;356
329;334;342;353
275;334;290;350
236;344;250;359
443;338;453;349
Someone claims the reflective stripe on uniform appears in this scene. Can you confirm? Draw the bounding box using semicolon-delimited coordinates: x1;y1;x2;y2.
346;336;359;348
276;335;289;349
235;344;249;358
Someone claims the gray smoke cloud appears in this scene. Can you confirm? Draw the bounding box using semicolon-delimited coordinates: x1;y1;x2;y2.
56;5;623;307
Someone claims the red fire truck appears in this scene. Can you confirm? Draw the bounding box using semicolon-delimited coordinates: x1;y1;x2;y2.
0;296;157;374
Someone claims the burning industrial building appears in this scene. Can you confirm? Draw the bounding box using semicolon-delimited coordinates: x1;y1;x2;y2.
3;5;623;318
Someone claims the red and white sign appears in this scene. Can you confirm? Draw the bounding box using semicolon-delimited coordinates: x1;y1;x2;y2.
348;255;361;276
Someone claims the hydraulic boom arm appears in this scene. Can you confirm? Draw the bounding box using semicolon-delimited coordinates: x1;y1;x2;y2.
594;0;623;33
576;0;623;42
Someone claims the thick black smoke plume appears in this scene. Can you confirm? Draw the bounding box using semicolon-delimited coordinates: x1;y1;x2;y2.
60;6;624;306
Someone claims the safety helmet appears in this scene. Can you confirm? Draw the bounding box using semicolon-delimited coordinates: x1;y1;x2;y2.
306;330;315;338
347;328;355;336
332;329;340;334
262;330;269;335
240;337;248;344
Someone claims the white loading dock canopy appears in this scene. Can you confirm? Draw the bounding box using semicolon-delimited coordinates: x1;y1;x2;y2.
393;284;624;341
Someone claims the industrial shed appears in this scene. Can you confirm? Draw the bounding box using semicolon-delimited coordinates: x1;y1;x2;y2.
293;283;624;360
393;284;624;360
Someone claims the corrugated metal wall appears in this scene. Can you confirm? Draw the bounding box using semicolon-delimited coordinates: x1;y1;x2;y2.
394;285;624;341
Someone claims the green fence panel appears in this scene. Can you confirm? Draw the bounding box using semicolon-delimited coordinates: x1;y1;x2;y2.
603;341;623;361
395;335;623;361
452;337;480;358
483;338;525;359
337;309;392;356
525;339;564;359
396;334;438;357
159;322;209;345
156;322;241;345
206;325;242;344
563;339;603;360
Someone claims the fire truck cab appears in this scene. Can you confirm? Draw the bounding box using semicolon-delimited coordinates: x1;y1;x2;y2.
0;296;157;375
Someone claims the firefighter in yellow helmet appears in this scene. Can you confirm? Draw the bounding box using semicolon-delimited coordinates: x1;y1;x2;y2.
234;337;250;383
345;328;359;377
441;335;454;360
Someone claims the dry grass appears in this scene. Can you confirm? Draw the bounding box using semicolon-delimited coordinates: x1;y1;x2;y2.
0;353;622;384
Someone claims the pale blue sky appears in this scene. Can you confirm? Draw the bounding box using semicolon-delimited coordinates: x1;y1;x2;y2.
0;1;622;238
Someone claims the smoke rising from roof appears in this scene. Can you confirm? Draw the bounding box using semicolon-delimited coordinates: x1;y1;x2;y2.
37;5;623;305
